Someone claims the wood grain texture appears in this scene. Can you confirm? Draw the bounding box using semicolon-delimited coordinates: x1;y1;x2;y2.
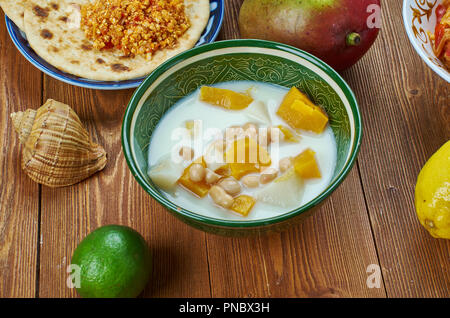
207;0;385;298
0;16;41;297
37;82;211;298
0;0;448;299
207;168;386;298
342;1;450;297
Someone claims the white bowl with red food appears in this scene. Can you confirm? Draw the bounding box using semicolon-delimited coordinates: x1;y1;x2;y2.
403;0;450;82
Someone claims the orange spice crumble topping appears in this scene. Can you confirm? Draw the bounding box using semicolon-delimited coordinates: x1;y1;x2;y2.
81;0;190;57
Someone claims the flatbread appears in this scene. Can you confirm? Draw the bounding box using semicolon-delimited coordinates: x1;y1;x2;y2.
0;0;27;30
23;0;210;81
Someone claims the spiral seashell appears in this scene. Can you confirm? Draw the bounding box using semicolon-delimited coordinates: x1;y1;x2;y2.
10;99;107;187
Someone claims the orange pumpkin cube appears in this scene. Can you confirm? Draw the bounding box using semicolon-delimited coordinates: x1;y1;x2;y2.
279;86;310;109
228;163;260;180
277;125;300;143
224;137;271;180
225;137;271;166
290;100;329;133
214;164;231;177
231;195;256;217
293;149;321;179
276;87;328;133
199;86;253;110
178;158;211;197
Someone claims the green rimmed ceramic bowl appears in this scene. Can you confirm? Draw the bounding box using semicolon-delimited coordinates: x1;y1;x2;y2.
122;39;362;236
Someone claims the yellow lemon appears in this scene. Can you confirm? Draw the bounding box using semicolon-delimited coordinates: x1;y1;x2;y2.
415;140;450;239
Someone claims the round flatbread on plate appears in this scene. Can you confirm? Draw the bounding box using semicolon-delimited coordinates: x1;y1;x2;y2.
0;0;27;30
23;0;210;82
5;0;223;89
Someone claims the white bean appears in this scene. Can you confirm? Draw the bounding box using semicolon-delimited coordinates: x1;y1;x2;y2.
205;168;221;185
225;126;244;143
243;122;258;131
218;177;241;196
209;185;234;209
279;157;293;173
260;168;278;184
241;175;260;188
268;127;281;143
189;163;205;182
243;123;258;139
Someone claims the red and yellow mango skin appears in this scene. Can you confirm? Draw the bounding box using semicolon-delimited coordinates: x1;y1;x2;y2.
239;0;381;71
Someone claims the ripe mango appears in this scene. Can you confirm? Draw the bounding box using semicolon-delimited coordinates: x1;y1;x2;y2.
239;0;381;71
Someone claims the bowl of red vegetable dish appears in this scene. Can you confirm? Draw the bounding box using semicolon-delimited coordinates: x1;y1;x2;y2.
403;0;450;82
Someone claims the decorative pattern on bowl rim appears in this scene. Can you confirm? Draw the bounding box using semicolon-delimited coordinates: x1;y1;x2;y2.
122;39;362;233
403;0;450;82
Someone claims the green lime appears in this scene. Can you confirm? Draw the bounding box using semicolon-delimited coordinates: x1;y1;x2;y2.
71;225;152;298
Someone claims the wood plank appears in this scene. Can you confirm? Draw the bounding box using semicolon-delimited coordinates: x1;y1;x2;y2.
0;17;41;297
219;0;243;40
4;0;446;298
343;1;450;297
206;0;386;298
38;81;211;298
207;169;386;298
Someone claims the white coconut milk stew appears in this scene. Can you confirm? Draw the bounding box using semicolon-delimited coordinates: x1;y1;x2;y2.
147;81;337;221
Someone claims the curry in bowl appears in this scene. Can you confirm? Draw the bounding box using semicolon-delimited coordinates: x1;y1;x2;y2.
148;81;337;220
122;40;361;235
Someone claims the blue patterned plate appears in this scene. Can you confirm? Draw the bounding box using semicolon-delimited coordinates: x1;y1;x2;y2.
5;0;224;90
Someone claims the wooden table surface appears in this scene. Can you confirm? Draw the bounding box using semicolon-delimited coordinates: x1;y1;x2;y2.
0;0;449;298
